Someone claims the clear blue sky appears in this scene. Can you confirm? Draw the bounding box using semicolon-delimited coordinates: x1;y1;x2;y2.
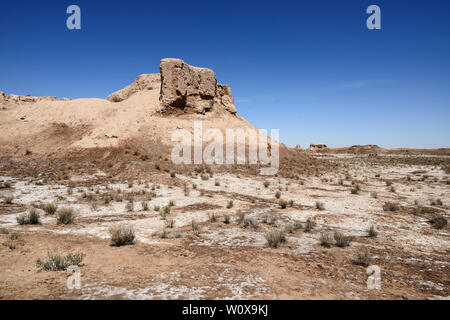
1;0;449;148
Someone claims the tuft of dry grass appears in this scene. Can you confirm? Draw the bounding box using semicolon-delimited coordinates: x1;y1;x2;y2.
265;229;286;248
367;225;378;238
243;217;259;229
352;248;370;267
56;208;75;225
4;195;14;204
429;215;447;230
17;209;41;225
319;233;333;248
383;202;400;212
304;218;315;232
315;201;325;211
334;231;352;247
43;203;58;215
109;224;135;246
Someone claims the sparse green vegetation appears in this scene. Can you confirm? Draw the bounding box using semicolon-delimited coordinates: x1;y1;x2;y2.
36;252;85;271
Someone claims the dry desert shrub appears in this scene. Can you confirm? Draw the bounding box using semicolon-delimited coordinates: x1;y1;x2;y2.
236;210;246;224
320;233;333;248
367;225;378;238
4;195;14;204
383;202;399;212
43;203;58;215
191;219;200;235
57;208;75;224
350;185;360;194
265;229;286;248
430;199;443;206
165;219;175;228
208;212;218;223
109;224;135;246
17;209;41;225
334;231;352;247
315;201;325;211
429;215;447;230
304;217;315;232
284;221;302;234
243;217;259;229
352;248;370;267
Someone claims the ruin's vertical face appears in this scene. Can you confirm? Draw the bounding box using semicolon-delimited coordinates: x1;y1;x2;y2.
159;58;237;114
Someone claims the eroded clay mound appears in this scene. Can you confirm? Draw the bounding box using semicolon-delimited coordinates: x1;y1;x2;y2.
106;74;161;102
159;58;237;114
105;58;237;115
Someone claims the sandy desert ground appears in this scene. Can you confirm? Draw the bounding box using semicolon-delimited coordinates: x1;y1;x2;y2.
0;153;448;300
